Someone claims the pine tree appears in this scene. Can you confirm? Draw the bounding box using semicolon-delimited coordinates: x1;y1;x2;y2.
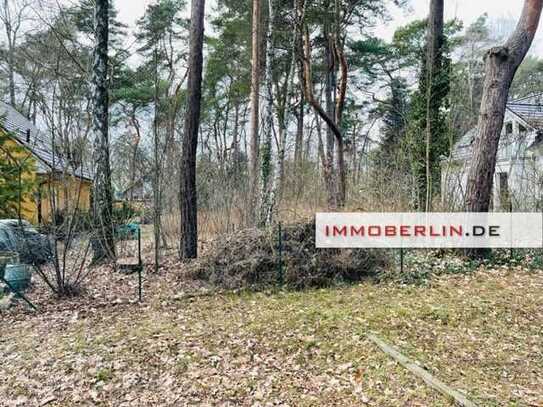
0;130;36;219
91;0;115;262
179;0;206;258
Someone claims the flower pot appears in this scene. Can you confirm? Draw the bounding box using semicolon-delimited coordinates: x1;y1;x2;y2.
0;252;19;280
4;264;31;292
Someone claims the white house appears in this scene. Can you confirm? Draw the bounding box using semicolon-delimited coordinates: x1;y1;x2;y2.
441;93;543;210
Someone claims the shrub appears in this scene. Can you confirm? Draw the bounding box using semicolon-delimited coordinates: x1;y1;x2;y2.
188;221;390;290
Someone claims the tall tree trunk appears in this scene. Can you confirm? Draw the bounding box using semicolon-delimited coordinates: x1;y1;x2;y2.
232;102;241;172
424;0;444;212
334;36;348;206
179;0;206;259
300;18;347;209
323;28;337;208
91;0;115;263
294;77;304;165
6;34;15;106
259;0;278;226
276;1;298;203
261;0;298;224
466;0;543;255
2;0;16;106
248;0;261;224
152;48;161;273
294;58;305;192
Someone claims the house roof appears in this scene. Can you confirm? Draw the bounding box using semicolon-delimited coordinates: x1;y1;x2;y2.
455;128;478;149
450;94;543;156
506;102;543;129
0;101;93;181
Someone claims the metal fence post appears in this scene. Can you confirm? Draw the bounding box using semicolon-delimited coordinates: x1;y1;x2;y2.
506;203;514;265
278;222;283;287
400;247;404;274
138;227;142;302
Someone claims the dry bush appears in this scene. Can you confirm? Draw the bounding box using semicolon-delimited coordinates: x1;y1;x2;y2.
188;221;390;290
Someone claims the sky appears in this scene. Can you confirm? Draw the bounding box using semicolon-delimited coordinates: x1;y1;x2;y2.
376;0;543;53
113;0;525;25
106;0;543;55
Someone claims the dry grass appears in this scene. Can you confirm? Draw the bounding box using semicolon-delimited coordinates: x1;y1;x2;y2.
0;263;541;406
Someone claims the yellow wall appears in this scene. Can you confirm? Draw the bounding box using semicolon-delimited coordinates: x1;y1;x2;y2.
0;129;92;224
38;176;92;223
0;133;37;222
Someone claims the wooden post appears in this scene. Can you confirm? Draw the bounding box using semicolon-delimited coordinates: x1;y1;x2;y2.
367;333;478;407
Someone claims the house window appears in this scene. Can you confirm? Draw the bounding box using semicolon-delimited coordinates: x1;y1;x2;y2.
499;172;511;210
505;122;513;135
519;124;527;133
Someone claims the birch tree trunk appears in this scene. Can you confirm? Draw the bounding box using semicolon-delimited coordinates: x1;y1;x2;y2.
259;0;275;225
248;0;261;224
294;74;304;166
179;0;206;259
2;0;15;106
4;2;16;107
260;0;299;225
91;0;115;263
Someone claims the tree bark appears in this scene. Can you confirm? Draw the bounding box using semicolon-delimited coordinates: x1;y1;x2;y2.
294;74;304;166
232;102;241;172
2;0;16;106
91;0;115;263
179;0;206;259
465;0;543;257
152;48;161;272
5;12;16;106
424;0;444;212
294;53;305;185
259;0;276;226
334;37;348;206
466;0;543;213
1;0;31;107
301;24;346;209
323;28;337;208
275;0;299;203
248;0;261;223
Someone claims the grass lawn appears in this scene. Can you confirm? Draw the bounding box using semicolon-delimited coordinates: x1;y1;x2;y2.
0;265;541;406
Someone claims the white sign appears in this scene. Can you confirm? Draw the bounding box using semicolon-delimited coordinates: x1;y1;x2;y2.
315;212;543;248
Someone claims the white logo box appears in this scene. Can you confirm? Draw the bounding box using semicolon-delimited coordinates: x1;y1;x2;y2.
315;212;543;248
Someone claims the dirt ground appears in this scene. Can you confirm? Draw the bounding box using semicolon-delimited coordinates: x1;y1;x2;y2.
0;259;542;406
